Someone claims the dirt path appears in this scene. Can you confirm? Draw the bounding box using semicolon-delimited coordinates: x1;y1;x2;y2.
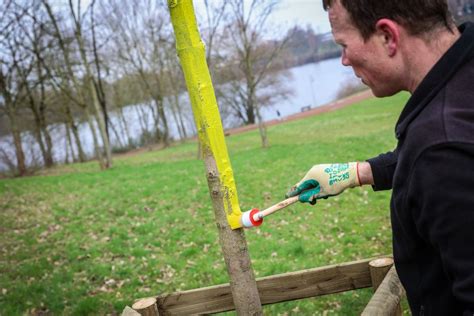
225;89;374;136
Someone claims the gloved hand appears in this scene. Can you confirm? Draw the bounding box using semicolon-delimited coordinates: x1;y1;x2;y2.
286;163;360;204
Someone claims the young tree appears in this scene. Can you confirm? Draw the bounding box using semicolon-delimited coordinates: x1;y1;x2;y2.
15;2;55;167
42;0;111;169
223;0;293;147
101;0;171;146
68;0;112;168
0;4;29;175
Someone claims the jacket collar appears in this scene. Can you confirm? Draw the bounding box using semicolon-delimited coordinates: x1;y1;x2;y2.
395;22;474;140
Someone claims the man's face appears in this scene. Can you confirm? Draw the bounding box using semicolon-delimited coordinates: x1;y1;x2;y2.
328;1;400;97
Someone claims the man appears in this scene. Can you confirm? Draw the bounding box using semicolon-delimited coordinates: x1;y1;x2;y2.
286;0;474;314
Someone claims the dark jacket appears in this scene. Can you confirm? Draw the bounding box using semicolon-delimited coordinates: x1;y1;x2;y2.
367;23;474;315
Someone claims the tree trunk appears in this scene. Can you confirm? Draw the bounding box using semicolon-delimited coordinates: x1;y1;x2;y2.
9;114;27;176
19;64;54;167
33;119;49;167
246;105;256;125
64;126;70;164
175;94;188;140
109;119;124;149
81;52;113;168
149;98;162;143
85;107;105;169
42;122;54;167
119;107;133;148
65;106;86;162
65;121;76;163
169;96;185;141
255;106;269;148
204;155;262;315
74;8;112;169
156;96;170;146
135;105;150;144
169;1;263;314
31;107;54;167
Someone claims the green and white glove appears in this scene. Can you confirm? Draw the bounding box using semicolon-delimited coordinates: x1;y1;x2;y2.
286;163;361;204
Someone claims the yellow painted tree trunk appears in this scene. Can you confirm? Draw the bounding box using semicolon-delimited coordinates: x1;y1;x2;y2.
168;1;262;314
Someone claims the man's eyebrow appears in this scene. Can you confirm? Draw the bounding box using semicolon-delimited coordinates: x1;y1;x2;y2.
333;36;344;45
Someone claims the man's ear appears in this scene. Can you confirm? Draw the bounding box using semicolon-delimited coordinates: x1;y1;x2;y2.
375;19;400;57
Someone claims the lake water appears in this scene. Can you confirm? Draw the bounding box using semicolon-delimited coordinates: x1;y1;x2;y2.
260;57;358;121
0;57;359;171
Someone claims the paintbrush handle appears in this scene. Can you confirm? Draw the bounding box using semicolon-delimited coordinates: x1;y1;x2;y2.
253;196;299;221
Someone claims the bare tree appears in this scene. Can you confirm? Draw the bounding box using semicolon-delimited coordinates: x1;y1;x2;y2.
0;3;30;176
101;0;171;146
90;0;111;142
14;1;55;167
201;0;229;69
42;0;112;169
161;43;189;141
223;0;293;147
68;0;112;168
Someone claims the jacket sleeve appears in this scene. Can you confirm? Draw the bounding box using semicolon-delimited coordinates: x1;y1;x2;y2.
409;144;474;312
366;149;398;191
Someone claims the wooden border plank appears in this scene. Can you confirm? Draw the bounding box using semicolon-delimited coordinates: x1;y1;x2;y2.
156;258;376;315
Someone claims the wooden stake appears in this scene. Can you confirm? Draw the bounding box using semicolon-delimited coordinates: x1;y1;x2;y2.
362;266;405;316
368;258;402;316
369;258;393;291
132;297;159;316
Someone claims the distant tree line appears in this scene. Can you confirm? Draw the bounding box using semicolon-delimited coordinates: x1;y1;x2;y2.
449;0;474;22
280;25;341;68
0;0;346;177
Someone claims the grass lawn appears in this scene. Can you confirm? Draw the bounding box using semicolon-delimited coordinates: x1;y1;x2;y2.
0;92;409;315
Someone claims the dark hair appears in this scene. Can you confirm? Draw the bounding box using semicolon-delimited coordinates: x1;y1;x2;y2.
323;0;455;39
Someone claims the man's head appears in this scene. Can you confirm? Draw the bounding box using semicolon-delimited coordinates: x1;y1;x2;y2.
324;0;458;97
323;0;455;40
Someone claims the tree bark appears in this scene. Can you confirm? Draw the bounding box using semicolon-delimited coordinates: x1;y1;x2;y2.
118;106;133;148
75;22;112;168
156;95;169;146
85;107;105;169
9;113;27;176
205;155;262;315
29;99;54;167
34;30;54;167
109;119;124;149
255;105;268;148
65;121;75;162
64;105;86;162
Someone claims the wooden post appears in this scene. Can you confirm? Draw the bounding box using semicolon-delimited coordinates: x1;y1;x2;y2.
132;297;159;316
168;1;263;315
369;258;394;291
362;266;405;316
368;258;402;316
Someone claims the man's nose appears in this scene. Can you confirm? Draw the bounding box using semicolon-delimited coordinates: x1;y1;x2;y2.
341;50;350;66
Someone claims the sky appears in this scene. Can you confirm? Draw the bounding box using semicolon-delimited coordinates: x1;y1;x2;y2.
78;0;331;35
271;0;331;34
192;0;332;37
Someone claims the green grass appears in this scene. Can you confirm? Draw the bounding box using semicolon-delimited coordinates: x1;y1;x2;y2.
0;92;409;315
